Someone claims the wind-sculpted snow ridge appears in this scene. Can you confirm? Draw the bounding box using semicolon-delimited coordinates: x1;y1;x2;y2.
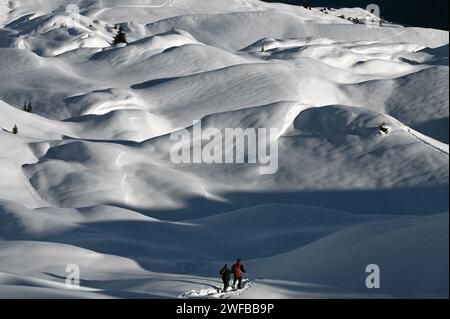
0;0;448;298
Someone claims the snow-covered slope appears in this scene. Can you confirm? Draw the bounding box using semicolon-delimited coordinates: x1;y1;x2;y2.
0;0;448;298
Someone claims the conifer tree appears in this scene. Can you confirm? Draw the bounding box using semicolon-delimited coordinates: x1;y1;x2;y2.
23;102;32;112
112;25;127;45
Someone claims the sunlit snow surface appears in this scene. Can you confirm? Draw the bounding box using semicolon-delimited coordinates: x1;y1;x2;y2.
0;0;448;298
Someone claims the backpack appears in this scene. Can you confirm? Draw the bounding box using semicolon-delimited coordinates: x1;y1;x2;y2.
232;263;241;277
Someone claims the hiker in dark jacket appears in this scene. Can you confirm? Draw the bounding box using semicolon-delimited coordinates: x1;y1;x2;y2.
220;264;231;292
232;258;246;289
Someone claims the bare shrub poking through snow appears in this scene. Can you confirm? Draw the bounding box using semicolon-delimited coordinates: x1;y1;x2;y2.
378;122;390;135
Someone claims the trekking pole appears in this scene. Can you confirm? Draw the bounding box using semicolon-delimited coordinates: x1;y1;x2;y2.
244;272;252;286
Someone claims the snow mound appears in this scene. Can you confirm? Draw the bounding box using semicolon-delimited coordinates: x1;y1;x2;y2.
91;29;199;62
291;104;405;137
146;10;448;51
0;99;172;141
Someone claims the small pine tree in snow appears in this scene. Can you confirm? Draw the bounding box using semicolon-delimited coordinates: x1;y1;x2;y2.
23;102;32;113
112;25;127;45
12;125;18;134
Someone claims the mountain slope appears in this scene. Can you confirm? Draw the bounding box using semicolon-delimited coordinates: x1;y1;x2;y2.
0;0;448;298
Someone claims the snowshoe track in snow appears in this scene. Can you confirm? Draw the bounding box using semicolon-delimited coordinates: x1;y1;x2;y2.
177;279;253;299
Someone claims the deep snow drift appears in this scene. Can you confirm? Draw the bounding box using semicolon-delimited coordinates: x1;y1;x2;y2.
0;0;448;298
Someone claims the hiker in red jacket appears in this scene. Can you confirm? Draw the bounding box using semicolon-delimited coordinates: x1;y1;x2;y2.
231;258;246;289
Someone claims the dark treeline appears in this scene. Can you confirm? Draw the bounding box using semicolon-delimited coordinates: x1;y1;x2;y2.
261;0;449;30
